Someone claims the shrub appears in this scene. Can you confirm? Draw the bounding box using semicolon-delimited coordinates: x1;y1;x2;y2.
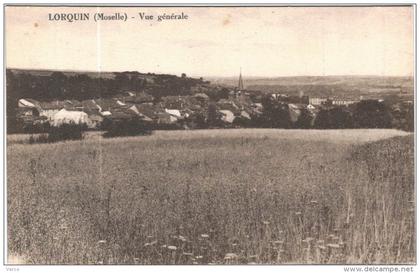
48;123;85;142
102;117;152;138
28;123;85;144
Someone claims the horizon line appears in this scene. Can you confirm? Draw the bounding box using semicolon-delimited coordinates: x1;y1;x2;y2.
6;67;414;79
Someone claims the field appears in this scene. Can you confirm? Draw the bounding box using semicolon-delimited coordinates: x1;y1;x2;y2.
6;129;415;264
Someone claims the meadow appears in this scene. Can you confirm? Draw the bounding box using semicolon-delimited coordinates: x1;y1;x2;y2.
6;129;415;264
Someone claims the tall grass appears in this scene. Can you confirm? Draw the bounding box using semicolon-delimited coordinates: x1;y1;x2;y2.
6;130;414;264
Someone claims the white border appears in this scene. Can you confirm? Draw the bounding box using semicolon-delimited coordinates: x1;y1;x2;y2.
0;1;418;273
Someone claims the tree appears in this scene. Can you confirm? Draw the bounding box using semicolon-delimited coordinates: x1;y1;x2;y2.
207;103;222;127
314;107;353;129
6;70;19;133
294;108;313;129
353;100;392;128
260;96;291;128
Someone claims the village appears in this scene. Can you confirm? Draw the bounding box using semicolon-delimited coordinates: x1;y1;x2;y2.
11;70;414;134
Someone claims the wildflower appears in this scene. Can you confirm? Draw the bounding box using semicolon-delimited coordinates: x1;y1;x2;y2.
196;255;203;259
318;245;326;250
262;220;270;225
178;236;187;242
167;245;177;251
98;240;107;244
310;200;318;204
304;237;314;242
327;243;340;249
295;212;302;216
150;240;158;246
161;245;167;248
201;234;209;238
272;240;284;245
224;253;239;260
183;252;193;256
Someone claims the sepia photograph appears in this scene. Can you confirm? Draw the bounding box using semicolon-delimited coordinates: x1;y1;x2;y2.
3;3;416;268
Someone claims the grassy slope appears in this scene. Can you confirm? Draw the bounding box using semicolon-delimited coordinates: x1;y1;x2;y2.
6;129;415;264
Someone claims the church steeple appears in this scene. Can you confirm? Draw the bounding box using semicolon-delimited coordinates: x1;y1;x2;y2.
238;68;244;90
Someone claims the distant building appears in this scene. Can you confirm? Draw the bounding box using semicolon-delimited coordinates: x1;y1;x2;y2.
238;68;244;91
331;98;359;106
309;98;328;106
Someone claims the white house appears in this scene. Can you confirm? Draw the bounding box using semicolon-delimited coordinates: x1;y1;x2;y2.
51;109;90;127
220;110;235;123
18;99;37;108
165;109;182;118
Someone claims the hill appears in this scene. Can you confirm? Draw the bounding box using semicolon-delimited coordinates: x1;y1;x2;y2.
206;75;414;99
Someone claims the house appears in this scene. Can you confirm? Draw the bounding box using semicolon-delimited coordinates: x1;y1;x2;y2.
123;91;136;97
240;110;251;120
307;104;316;110
124;91;154;104
79;100;104;129
331;98;358;106
165;108;182;120
106;108;138;121
116;100;126;106
17;99;40;117
128;105;153;122
18;98;38;109
136;103;160;121
95;98;123;112
309;98;328;106
38;101;67;121
51;109;90;127
219;110;235;123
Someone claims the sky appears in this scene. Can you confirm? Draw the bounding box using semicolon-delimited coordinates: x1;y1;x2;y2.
5;6;414;77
